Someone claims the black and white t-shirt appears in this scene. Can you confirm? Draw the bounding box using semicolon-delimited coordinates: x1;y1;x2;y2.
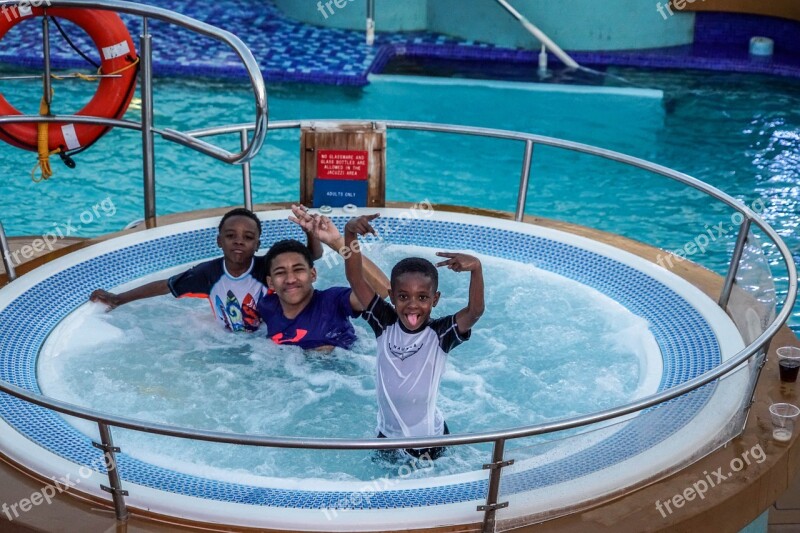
362;295;471;438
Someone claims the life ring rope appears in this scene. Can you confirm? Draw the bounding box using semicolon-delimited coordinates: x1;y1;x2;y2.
30;55;141;182
32;93;60;183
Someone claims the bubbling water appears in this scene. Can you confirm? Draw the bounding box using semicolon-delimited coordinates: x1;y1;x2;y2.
38;245;657;480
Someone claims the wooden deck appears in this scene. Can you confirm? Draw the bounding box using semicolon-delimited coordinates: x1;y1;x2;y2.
1;237;86;278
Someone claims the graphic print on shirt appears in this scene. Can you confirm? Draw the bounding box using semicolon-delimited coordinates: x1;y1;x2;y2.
169;257;267;332
224;290;244;331
214;294;231;330
241;293;259;330
389;340;423;360
272;329;308;344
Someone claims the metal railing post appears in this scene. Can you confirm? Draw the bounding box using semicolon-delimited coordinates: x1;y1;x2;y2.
719;217;752;308
480;438;513;532
493;0;579;69
366;0;375;45
42;16;52;106
0;221;17;282
140;17;157;224
240;128;253;211
741;342;770;433
95;423;129;521
514;139;534;221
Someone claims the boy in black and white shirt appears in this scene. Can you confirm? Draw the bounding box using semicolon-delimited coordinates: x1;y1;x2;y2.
345;214;485;459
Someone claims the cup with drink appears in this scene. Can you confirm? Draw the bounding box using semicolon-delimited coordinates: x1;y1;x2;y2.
777;346;800;383
769;403;800;442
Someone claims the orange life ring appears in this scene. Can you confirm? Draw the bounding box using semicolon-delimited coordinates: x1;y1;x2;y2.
0;7;138;153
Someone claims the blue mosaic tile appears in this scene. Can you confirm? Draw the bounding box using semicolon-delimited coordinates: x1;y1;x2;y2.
0;217;723;510
0;2;796;85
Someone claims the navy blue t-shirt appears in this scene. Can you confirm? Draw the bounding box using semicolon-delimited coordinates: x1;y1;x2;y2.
256;287;359;350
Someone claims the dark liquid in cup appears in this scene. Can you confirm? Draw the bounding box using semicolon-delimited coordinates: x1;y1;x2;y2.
779;360;800;382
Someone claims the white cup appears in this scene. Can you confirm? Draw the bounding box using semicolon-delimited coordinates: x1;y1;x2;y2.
769;403;800;442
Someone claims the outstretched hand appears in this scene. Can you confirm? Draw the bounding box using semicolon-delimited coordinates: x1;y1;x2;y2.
435;252;482;273
289;204;341;246
344;214;380;237
89;289;121;310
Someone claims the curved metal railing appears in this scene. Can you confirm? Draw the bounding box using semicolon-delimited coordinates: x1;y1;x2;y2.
0;118;796;529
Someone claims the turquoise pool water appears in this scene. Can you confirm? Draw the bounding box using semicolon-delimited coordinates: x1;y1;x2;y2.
37;245;654;479
0;66;798;331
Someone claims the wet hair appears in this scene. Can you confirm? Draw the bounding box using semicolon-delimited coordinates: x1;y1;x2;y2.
218;208;262;237
265;239;314;274
390;257;438;291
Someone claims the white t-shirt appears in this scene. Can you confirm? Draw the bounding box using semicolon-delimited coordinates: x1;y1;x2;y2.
362;295;470;438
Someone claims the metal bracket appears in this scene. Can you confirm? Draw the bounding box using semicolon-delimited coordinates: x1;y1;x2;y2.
101;485;129;497
483;459;514;470
92;441;121;453
477;501;509;512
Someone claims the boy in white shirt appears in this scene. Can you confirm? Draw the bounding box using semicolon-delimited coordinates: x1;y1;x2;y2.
344;214;485;459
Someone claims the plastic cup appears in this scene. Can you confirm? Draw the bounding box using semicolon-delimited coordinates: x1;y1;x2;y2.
777;346;800;383
769;403;800;442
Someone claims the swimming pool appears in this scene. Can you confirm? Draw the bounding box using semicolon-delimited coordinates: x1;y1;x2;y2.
1;67;798;331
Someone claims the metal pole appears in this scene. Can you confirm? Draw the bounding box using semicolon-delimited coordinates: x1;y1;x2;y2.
240;129;253;211
140;17;157;224
96;423;129;521
0;222;17;282
480;439;512;532
366;0;375;45
719;217;752;308
493;0;579;69
740;342;769;434
514;140;534;222
42;16;52;106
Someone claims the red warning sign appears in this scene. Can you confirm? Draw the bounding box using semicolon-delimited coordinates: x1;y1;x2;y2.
317;150;368;180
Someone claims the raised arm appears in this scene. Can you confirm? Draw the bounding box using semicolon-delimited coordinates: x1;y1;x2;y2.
344;214;381;311
289;205;390;298
89;280;170;310
435;252;484;334
305;220;323;261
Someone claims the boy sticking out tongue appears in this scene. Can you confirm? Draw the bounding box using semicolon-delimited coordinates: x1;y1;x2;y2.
343;214;484;460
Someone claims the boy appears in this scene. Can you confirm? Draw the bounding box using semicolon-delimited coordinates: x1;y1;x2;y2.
256;239;359;350
256;216;390;350
343;214;484;459
89;207;323;332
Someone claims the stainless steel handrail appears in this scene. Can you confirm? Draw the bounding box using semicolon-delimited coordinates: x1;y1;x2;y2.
0;323;786;450
0;119;795;451
493;0;580;69
0;221;16;282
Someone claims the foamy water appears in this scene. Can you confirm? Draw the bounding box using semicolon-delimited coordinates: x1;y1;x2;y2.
38;245;658;480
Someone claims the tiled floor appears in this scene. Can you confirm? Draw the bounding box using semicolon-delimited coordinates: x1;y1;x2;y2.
0;1;797;84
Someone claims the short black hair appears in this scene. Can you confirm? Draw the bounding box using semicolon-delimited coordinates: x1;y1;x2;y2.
265;239;314;274
219;208;262;237
390;257;438;291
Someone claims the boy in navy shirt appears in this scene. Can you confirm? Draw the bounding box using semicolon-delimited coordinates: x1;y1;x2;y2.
258;207;390;350
256;239;361;350
344;214;484;459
